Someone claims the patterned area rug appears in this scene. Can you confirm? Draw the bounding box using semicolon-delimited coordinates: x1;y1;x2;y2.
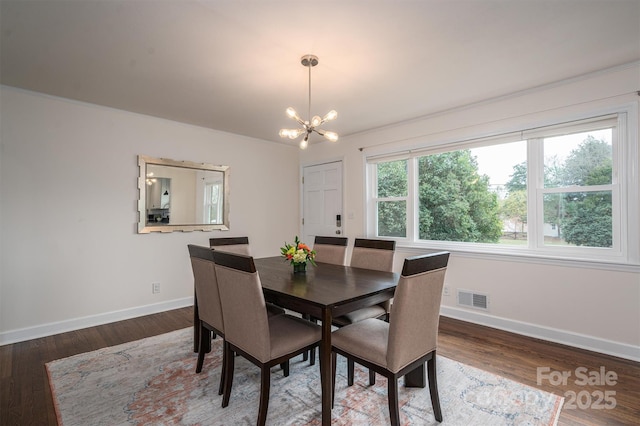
46;328;563;425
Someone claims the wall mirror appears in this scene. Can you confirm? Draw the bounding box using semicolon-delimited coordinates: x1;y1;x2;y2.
137;155;230;233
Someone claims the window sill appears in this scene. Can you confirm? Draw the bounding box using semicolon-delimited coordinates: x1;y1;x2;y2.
395;242;640;273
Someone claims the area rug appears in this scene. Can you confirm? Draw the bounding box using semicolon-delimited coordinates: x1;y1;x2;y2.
46;328;563;425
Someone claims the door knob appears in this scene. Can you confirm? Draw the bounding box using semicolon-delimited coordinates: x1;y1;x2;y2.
336;230;341;235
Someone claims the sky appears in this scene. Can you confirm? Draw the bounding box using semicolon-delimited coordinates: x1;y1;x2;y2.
471;129;612;187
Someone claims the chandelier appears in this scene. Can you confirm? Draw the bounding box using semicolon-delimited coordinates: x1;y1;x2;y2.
279;54;338;149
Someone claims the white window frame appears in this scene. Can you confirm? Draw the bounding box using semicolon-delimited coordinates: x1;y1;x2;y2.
365;105;638;266
203;181;223;224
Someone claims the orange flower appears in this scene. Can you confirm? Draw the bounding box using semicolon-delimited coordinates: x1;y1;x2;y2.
298;243;310;251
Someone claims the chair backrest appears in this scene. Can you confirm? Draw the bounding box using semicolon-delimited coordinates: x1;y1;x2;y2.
188;244;224;333
313;236;348;265
386;251;450;373
211;250;271;363
209;236;251;256
349;238;396;272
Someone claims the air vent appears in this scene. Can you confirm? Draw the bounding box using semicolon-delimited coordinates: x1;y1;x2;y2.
457;289;489;310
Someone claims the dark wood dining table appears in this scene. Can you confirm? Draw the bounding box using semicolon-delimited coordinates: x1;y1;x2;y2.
194;256;399;425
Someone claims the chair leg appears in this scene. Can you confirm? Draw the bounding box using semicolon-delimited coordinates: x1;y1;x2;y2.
331;352;337;408
218;340;227;396
347;358;355;386
369;369;376;386
221;341;234;408
281;361;290;377
427;355;443;422
258;365;271;426
195;323;207;373
303;315;317;365
388;376;400;426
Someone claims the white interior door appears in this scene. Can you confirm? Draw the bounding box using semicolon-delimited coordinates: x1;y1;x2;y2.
302;161;343;246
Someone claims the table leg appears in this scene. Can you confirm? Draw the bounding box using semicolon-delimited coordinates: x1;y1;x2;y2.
320;308;332;425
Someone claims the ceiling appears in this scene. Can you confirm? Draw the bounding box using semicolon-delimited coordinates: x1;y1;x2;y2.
2;1;639;146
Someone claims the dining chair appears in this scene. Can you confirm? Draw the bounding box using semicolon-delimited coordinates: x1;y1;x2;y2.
331;251;450;425
209;236;251;255
308;238;395;369
189;244;288;393
313;236;348;265
337;238;396;325
210;236;285;317
320;238;395;381
212;250;322;426
300;236;349;363
188;244;227;395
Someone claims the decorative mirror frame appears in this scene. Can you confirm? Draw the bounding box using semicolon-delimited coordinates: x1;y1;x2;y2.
137;155;230;233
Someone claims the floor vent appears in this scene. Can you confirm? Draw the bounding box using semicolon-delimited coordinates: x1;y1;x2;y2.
457;290;489;310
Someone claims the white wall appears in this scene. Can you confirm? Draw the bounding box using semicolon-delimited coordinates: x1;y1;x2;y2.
300;64;640;361
0;86;300;343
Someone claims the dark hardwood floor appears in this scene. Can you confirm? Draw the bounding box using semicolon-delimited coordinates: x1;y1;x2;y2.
1;307;638;425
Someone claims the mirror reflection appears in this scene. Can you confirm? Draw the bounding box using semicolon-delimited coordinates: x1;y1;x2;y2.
138;155;230;233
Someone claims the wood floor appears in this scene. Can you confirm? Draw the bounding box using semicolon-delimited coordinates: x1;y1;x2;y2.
1;307;638;425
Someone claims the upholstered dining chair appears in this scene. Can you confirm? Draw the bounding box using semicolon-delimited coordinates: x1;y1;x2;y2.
188;244;227;395
197;237;255;345
189;244;288;397
331;251;450;425
319;238;396;381
313;236;348;265
210;236;285;317
308;238;396;369
209;236;251;255
336;238;396;325
212;250;322;426
299;236;349;363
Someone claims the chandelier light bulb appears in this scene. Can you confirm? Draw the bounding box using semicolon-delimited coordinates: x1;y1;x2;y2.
324;131;339;142
300;137;309;149
286;107;298;119
323;110;338;121
290;129;304;139
311;115;322;127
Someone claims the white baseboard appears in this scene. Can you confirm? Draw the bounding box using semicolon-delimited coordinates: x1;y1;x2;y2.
440;306;640;362
0;297;194;346
3;299;639;363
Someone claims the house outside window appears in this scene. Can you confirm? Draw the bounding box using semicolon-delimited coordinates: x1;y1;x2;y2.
366;110;637;265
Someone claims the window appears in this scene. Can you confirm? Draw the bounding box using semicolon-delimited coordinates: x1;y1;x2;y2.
204;182;223;224
366;111;637;264
373;159;408;237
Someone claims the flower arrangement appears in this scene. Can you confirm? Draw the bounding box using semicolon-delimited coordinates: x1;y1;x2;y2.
281;236;316;268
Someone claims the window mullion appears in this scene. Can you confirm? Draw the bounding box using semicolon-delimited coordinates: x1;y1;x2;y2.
528;138;543;249
407;157;417;242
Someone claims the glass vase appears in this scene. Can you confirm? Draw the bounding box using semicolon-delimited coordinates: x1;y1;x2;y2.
293;262;307;274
